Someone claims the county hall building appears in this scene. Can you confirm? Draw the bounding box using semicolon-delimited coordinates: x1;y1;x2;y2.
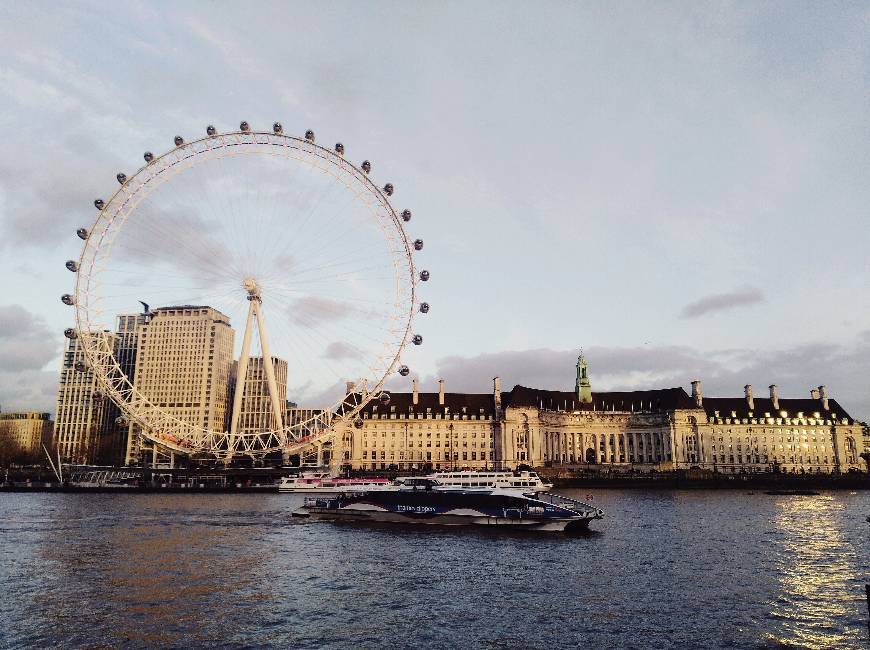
344;352;866;475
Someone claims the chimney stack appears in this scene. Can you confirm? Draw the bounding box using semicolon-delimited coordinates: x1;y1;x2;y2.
412;378;419;405
810;388;820;400
438;379;445;406
769;384;779;410
744;384;754;410
493;376;502;417
818;385;829;410
691;380;703;407
346;381;355;395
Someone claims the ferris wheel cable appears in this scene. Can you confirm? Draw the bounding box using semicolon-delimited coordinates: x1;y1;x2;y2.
111;170;241;282
276;163;350;254
263;283;400;310
263;288;395;353
110;203;241;288
280;247;398;280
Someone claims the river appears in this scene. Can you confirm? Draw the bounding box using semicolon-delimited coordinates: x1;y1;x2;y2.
1;489;867;648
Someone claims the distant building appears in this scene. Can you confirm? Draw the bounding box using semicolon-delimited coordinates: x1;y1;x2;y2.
682;382;864;474
125;306;234;464
233;356;288;434
338;356;865;474
53;332;116;464
0;411;53;457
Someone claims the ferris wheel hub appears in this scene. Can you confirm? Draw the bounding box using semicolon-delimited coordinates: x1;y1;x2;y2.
243;277;262;301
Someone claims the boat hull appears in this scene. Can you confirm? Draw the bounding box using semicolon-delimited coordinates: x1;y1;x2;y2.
295;506;593;532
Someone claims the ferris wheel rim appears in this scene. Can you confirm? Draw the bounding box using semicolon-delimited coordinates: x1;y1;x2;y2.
70;127;422;457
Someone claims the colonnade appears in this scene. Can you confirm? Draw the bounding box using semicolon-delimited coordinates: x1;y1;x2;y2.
541;430;671;465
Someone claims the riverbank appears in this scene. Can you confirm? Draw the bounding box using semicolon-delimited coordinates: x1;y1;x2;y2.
541;469;870;490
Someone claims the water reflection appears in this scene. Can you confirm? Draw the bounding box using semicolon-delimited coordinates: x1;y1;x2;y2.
31;497;283;647
765;495;863;649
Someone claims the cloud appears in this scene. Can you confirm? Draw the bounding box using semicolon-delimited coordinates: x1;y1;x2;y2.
680;286;765;319
420;335;870;421
0;304;60;412
322;341;365;361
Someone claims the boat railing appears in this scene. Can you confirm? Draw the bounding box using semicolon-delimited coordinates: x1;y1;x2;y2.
303;496;344;509
533;492;603;518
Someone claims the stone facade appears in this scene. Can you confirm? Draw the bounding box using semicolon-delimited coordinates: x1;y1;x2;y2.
338;360;866;475
0;411;53;457
124;306;235;464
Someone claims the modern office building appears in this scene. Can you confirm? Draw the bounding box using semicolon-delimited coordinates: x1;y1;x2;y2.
53;331;116;464
124;305;235;464
234;356;288;435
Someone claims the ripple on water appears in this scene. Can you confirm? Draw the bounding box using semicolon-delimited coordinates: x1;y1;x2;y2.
0;490;868;649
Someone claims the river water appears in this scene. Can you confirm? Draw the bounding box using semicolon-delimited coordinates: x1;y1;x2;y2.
1;489;867;649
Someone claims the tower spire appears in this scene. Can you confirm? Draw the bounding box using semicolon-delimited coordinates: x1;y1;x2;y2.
576;348;592;404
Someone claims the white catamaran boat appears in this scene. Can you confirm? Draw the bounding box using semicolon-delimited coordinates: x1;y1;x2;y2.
293;478;603;533
399;470;552;493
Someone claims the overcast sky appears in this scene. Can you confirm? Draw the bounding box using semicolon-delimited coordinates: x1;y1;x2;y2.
0;1;868;419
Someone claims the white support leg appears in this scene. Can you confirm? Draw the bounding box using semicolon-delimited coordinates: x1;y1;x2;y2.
252;300;285;440
228;299;256;463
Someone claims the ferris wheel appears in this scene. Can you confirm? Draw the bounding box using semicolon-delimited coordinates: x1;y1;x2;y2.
61;121;429;460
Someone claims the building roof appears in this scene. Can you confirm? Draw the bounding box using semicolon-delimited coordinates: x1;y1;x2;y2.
701;397;854;423
350;391;497;417
503;385;696;413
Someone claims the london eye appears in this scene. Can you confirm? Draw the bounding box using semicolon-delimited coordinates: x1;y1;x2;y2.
61;122;429;462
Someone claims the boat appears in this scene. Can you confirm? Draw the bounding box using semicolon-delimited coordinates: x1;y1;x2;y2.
411;470;553;493
292;478;603;532
278;472;391;493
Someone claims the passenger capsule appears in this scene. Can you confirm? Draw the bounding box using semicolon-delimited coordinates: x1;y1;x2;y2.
353;417;364;429
92;391;103;402
420;270;430;281
94;199;104;210
398;365;410;377
116;172;127;184
64;328;77;340
401;209;411;222
335;142;344;155
379;392;391;405
65;260;78;272
412;334;423;346
414;239;424;251
273;122;283;134
76;228;88;240
143;151;154;163
115;416;128;426
304;129;315;142
174;135;184;146
361;160;371;174
206;125;217;136
74;360;87;373
240;121;250;132
383;183;394;196
419;302;430;313
61;294;75;306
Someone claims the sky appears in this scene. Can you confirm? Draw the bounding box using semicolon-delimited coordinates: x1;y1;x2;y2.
0;1;868;419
